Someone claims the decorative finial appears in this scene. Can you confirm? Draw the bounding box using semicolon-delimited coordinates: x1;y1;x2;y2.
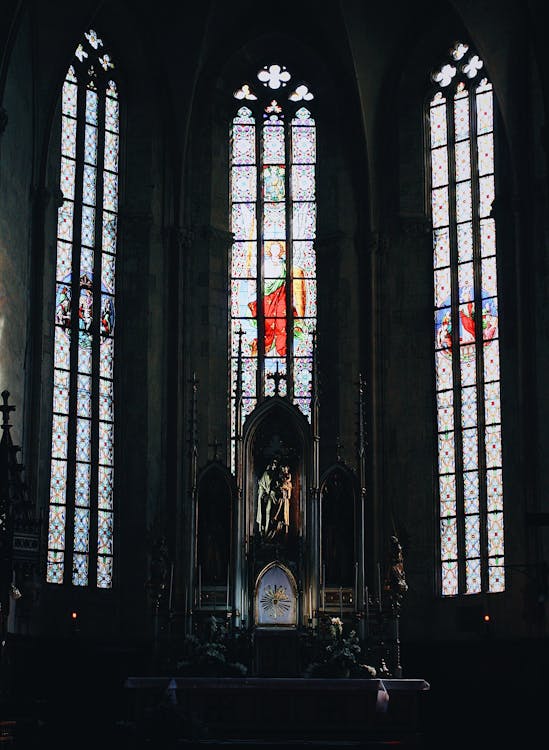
266;362;286;396
1;390;15;428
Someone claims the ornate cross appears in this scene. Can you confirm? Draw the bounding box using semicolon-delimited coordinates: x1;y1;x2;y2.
266;363;286;396
1;390;15;427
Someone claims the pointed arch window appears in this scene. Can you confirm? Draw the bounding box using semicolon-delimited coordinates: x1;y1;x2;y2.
229;66;317;469
429;42;504;595
47;29;119;587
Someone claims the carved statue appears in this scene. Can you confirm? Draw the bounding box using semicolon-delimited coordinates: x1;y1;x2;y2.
256;458;292;542
388;534;408;614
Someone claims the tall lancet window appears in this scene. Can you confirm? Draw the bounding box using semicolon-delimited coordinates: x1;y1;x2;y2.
47;29;119;587
429;42;504;596
229;66;317;469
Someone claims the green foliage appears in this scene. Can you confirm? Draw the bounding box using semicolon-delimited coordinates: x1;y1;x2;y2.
303;617;377;678
176;616;248;677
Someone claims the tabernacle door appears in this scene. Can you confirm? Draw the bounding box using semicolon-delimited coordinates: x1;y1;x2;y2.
255;562;297;627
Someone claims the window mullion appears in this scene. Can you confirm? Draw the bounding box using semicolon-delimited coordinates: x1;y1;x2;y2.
89;83;107;587
469;83;489;592
65;77;88;587
447;89;467;595
257;117;265;399
286;117;294;400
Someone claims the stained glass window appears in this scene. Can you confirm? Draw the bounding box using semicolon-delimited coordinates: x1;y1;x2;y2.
430;42;504;596
229;66;317;469
47;30;118;587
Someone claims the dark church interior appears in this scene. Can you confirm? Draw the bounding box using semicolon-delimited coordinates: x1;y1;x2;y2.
1;0;548;747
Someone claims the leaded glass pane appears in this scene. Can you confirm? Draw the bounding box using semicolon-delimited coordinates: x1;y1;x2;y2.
73;507;90;552
61;157;76;200
232;124;256;164
437;389;454;432
431;187;449;228
462;427;478;470
463;471;479;514
104;131;119;171
438;431;455;474
486;468;503;511
86;88;98;125
476;90;493;134
98;465;114;510
439;474;456;517
46;551;64;584
53;369;70;414
63;80;78;118
47;504;66;549
435;350;453;390
97;555;113;588
440;517;457;560
232;203;257;240
455;181;472;222
292;202;316;239
485;424;502;467
51;415;69;459
72;553;88;586
479;174;495;217
433;227;450;269
487;512;504;556
102;212;117;253
262;123;284;163
291;124;316;162
488;560;505;592
481;256;498;297
454;140;470;181
465;557;481;594
100;336;114;379
291;164;315;200
232;166;257;202
434;267;451;307
54;326;71;369
99;420;114;465
75;462;91;506
457;222;473;262
441;562;458;596
264;203;286;238
431;147;448;188
84;124;98;165
484;382;501;424
477;133;493;176
483;339;500;382
465;514;480;558
50;459;67;504
460;385;477;428
429;101;447;147
97;511;113;554
454;94;469;140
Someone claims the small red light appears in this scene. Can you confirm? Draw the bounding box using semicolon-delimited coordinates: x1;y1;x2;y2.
483;614;490;623
71;611;78;620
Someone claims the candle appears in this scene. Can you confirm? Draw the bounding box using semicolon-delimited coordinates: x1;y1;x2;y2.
168;562;174;611
309;585;312;619
339;586;343;618
377;562;382;612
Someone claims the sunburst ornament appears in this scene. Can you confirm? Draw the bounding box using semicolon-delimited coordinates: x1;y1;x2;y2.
260;584;290;619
